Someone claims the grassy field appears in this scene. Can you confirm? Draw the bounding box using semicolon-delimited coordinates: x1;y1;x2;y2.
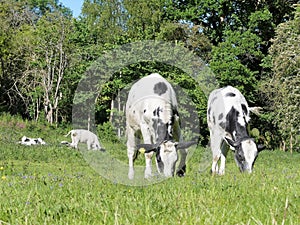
0;117;299;224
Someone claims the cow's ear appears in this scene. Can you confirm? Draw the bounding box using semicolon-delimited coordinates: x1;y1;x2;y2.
224;137;238;148
177;141;197;150
257;144;266;152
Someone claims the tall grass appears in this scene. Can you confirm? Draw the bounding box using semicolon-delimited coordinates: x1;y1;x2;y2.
0;116;299;224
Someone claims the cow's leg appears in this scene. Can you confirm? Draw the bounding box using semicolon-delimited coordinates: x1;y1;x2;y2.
71;133;79;149
176;148;187;177
219;141;228;175
127;148;135;179
72;139;79;149
86;141;91;150
141;123;153;179
126;127;136;180
212;153;220;174
210;134;222;174
74;140;79;149
144;152;154;179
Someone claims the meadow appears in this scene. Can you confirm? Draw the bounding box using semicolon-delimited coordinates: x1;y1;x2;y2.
0;117;299;225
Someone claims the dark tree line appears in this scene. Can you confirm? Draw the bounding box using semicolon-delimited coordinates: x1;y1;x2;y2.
0;0;299;151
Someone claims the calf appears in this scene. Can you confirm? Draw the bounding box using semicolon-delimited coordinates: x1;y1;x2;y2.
126;73;195;179
207;86;264;174
64;129;103;150
19;136;46;146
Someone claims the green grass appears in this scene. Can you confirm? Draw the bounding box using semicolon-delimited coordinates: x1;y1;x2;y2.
0;118;299;224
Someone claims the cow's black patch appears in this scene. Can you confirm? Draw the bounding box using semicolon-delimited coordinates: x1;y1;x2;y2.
176;165;186;177
241;104;248;116
154;82;168;96
208;107;211;116
153;107;162;117
152;118;168;142
24;138;30;142
156;146;164;173
235;148;246;170
144;109;147;113
156;146;162;163
218;113;224;120
226;92;236;97
219;121;226;129
210;96;218;104
225;107;249;141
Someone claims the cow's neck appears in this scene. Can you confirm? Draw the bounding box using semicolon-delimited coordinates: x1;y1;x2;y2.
232;122;249;141
225;107;250;141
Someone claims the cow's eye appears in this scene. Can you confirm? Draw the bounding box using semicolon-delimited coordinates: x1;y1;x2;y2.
236;151;243;160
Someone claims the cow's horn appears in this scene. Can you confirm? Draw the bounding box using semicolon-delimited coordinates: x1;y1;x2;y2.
224;137;239;147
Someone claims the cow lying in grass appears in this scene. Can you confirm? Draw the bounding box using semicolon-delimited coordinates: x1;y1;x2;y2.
61;129;104;151
18;136;46;146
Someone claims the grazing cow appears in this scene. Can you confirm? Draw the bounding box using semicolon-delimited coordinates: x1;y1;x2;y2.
207;86;264;174
64;129;103;151
126;73;195;179
18;136;46;146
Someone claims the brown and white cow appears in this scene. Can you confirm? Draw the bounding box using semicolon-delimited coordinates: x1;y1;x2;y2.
207;86;264;175
126;73;195;179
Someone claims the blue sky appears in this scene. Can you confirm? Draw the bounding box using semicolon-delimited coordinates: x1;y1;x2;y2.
59;0;84;17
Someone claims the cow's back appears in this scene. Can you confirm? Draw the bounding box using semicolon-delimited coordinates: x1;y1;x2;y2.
207;85;251;144
208;86;250;123
126;73;177;110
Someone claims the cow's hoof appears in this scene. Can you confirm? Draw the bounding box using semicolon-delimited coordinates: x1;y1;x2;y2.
128;169;134;180
144;173;153;179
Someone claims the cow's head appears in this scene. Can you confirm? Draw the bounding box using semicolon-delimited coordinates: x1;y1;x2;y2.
138;141;195;177
225;136;265;173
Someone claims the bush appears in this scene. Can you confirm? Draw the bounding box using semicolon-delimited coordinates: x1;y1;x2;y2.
97;122;120;143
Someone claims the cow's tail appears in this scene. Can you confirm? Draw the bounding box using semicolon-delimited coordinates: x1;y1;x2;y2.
65;130;72;137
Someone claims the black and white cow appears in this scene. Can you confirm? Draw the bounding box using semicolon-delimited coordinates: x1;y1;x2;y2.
18;136;46;146
207;86;264;174
126;73;195;179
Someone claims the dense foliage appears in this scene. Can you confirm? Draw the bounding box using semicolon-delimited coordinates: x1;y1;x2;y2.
0;0;299;151
260;7;300;152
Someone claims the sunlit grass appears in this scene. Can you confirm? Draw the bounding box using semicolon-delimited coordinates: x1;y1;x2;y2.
0;118;299;224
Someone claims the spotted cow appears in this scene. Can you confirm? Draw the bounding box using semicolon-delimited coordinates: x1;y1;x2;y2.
207;86;264;175
18;136;46;146
126;73;195;179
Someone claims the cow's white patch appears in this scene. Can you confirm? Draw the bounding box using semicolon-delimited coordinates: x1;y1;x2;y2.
65;129;102;150
240;139;258;172
158;141;178;177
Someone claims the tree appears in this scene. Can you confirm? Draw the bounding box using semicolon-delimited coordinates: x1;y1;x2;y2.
33;10;74;124
0;0;74;123
210;30;263;103
261;5;300;152
0;0;36;115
